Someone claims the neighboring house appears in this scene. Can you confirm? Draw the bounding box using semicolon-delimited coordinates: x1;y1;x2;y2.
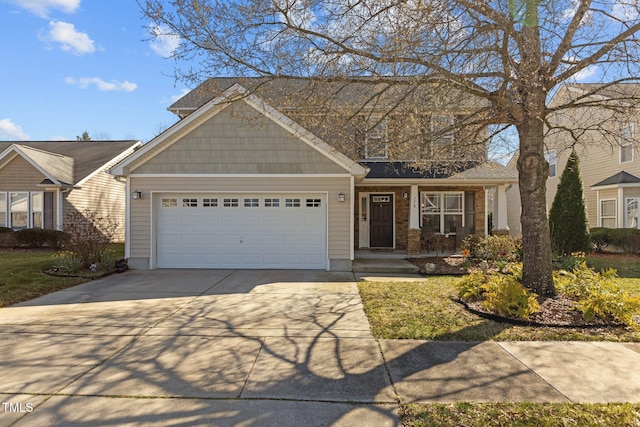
0;140;142;241
110;78;517;271
506;83;640;236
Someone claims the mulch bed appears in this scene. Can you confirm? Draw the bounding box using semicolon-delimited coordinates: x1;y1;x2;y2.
408;256;469;275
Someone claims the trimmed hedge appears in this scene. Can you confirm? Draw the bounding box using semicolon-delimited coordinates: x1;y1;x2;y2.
13;229;70;249
589;227;640;254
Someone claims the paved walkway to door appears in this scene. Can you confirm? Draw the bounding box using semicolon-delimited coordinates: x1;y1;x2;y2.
0;270;639;426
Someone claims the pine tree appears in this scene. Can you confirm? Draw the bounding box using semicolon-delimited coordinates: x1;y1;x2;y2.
548;150;590;256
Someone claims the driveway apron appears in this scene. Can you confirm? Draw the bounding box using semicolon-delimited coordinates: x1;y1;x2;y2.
0;269;399;427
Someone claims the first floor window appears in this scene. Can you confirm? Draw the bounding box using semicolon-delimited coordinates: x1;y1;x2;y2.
10;192;28;229
0;193;6;227
600;199;617;228
625;198;638;228
421;192;463;234
31;192;43;229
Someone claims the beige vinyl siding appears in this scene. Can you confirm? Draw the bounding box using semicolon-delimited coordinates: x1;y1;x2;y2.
64;171;127;241
132;102;347;175
545;85;640;228
129;176;352;261
0;155;47;191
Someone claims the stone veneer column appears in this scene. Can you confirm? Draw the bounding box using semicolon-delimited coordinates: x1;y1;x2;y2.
407;185;421;255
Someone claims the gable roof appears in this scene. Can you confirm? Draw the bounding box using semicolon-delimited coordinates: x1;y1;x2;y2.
169;77;489;117
0;140;141;185
111;84;367;176
592;171;640;188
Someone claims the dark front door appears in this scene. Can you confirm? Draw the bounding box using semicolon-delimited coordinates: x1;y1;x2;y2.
370;194;394;247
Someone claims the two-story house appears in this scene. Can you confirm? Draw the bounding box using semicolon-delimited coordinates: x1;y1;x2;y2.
507;83;640;236
110;78;517;271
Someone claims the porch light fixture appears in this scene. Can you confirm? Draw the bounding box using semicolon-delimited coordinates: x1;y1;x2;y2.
338;192;345;202
132;190;142;200
402;192;408;199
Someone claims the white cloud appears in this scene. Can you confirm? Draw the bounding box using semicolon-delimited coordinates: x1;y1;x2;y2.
44;21;95;55
65;77;137;92
149;24;180;57
574;65;600;81
0;119;30;141
612;0;640;21
7;0;80;18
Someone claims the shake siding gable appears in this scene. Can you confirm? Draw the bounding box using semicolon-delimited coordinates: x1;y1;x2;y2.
132;101;348;175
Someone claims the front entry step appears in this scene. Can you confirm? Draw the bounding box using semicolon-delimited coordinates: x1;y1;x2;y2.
352;258;420;274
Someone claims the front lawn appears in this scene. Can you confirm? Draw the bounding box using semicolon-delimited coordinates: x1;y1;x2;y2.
0;244;124;307
358;276;640;341
402;402;640;427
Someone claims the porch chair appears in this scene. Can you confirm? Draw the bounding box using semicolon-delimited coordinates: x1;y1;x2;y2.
454;225;470;252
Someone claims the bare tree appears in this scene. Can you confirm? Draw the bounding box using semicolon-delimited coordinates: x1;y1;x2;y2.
140;0;640;296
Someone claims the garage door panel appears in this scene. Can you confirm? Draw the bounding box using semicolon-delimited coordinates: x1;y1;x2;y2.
156;193;327;269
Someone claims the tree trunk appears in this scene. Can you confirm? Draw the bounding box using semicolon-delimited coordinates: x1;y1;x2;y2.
516;118;556;297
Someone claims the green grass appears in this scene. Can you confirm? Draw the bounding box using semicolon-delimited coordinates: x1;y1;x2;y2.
0;243;124;308
401;402;640;426
586;255;640;278
358;276;640;342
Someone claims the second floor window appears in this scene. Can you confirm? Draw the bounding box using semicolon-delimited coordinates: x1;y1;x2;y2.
545;150;557;177
429;114;455;157
620;124;634;163
365;118;388;159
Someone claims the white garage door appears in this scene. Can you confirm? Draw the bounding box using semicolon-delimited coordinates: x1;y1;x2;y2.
156;193;327;269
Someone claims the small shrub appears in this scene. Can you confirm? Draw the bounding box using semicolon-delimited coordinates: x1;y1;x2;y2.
457;271;488;301
460;235;521;262
460;235;485;258
607;228;640;254
480;274;541;319
554;262;640;326
14;229;69;248
589;227;611;253
64;209;119;267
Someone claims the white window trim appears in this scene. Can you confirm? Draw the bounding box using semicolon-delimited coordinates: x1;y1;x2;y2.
620;124;634;163
420;191;465;233
0;192;7;228
625;197;639;229
599;198;617;227
6;191;44;230
364;117;389;159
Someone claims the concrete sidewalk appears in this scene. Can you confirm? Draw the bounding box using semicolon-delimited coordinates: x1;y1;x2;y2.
0;270;639;426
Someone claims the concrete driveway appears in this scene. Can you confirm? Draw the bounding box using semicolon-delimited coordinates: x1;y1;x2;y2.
2;269;639;426
0;269;399;427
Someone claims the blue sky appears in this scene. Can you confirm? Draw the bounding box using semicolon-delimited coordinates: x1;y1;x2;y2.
0;0;187;142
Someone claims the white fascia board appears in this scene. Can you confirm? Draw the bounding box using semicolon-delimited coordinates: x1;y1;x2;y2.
129;173;352;178
590;182;640;191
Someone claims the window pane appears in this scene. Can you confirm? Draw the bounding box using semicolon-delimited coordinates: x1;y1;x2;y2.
444;194;463;213
422;193;440;214
422;214;441;232
31;192;43;229
621;144;633;162
602;218;617;228
444;215;463;234
626;198;638;228
601;200;616;217
545;151;557;177
10;192;28;229
0;193;6;227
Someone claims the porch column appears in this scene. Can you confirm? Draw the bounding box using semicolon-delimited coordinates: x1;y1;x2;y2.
407;185;421;255
618;187;625;228
492;184;510;235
